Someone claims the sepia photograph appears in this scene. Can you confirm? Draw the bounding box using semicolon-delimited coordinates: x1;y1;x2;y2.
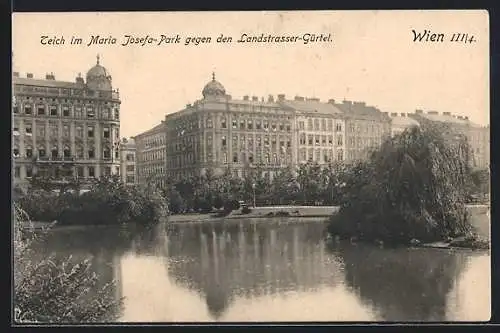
11;10;490;324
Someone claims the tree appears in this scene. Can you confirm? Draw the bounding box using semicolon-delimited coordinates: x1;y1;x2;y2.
328;121;475;245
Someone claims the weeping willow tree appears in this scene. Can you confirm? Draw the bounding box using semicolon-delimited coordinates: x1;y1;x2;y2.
328;120;474;244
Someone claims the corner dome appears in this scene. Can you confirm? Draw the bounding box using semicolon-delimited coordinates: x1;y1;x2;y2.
86;55;112;91
202;72;226;98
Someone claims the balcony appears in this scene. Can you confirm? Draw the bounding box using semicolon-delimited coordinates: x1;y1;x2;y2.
34;155;76;164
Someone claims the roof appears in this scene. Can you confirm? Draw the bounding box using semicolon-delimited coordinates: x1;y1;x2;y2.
13;76;81;89
133;122;166;138
335;102;389;121
280;100;343;115
416;113;484;128
390;116;420;128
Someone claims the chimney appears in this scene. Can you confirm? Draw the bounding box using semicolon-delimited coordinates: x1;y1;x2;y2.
390;112;398;117
415;109;423;114
26;73;33;78
464;116;469;120
45;72;55;80
278;94;285;101
268;95;275;103
294;96;305;101
328;99;335;104
243;95;249;101
443;112;451;116
13;72;19;77
400;113;406;117
252;96;258;101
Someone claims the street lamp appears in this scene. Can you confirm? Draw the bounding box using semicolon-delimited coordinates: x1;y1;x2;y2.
252;182;256;208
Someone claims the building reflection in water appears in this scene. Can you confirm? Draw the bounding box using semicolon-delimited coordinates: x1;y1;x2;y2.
165;219;350;321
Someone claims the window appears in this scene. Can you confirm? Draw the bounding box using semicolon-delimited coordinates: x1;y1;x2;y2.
86;106;95;118
240;119;245;130
308;135;313;145
25;125;32;136
221;136;226;147
25;147;33;158
286;124;291;132
88;166;95;177
126;175;135;183
271;123;277;131
232;119;237;129
256;120;262;130
13;104;19;114
50;124;58;137
314;119;320;131
103;127;110;139
37;105;45;115
103;147;111;159
87;126;94;138
337;149;344;161
329;135;333;145
76;146;84;159
38;147;46;157
279;123;284;131
300;148;306;161
126;165;135;172
265;153;270;164
299;134;306;145
321;119;326;131
63;106;70;117
76;166;84;177
328;119;333;131
102;108;110;119
308;119;313;131
14;166;20;178
315;136;320;145
221;117;226;128
263;121;269;130
115;150;119;159
50;105;58;116
337;135;343;146
223;153;228;164
24;105;32;115
322;135;327;145
104;167;111;176
75;126;83;138
299;121;305;130
88;148;95;159
336;123;343;132
247;120;253;130
126;154;134;161
63;146;71;158
51;146;58;159
114;108;119;119
63;125;70;137
13;147;19;158
26;167;32;178
206;117;213;128
75;106;82;118
233;153;238;163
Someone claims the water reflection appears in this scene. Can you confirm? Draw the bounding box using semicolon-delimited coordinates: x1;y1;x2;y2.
27;219;490;323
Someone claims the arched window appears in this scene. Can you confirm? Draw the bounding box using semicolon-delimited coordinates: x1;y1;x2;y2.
51;146;58;159
13;145;19;158
63;146;71;158
25;145;33;158
206;117;213;128
38;145;46;158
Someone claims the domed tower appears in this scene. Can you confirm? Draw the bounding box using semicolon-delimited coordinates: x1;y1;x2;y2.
202;72;226;99
86;54;113;91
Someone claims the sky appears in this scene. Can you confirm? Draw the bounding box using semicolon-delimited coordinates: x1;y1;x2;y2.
12;10;489;138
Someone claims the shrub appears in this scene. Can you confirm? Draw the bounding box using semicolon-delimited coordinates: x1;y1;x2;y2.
13;203;123;323
241;206;252;214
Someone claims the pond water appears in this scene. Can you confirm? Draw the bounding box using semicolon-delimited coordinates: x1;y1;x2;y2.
29;217;490;322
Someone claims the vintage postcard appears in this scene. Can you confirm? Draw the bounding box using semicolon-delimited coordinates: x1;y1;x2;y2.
12;10;490;324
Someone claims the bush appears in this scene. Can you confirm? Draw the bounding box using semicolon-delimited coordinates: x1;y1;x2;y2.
241;206;252;214
17;178;169;227
13;203;123;323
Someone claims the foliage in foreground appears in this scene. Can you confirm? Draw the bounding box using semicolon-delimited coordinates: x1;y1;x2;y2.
17;176;169;226
13;203;123;323
328;121;476;245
